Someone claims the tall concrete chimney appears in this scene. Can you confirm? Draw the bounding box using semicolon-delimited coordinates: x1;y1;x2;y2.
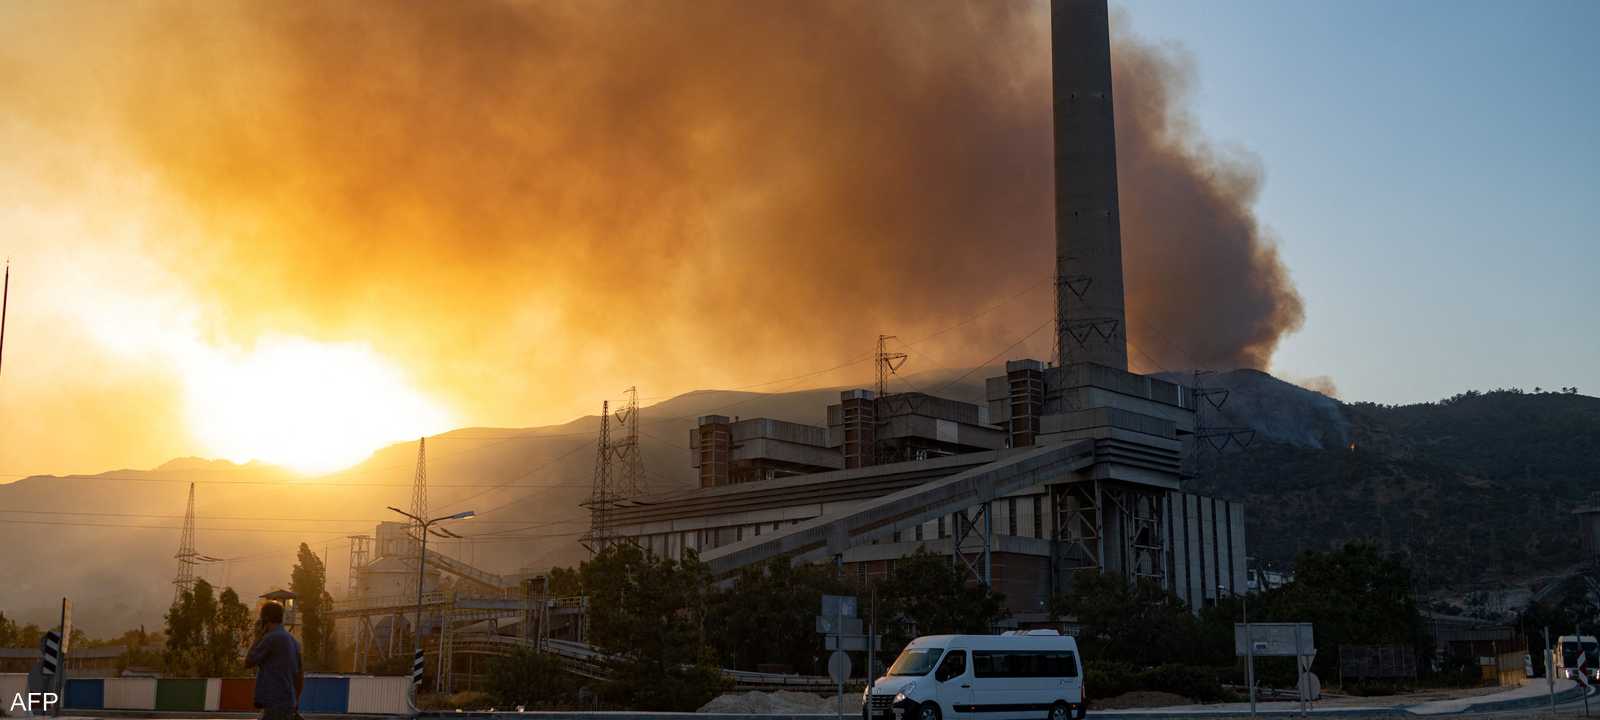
1052;0;1129;371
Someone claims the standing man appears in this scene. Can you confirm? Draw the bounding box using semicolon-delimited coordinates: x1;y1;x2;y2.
245;602;303;720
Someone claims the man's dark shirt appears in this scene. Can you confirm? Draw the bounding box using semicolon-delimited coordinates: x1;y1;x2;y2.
246;626;301;710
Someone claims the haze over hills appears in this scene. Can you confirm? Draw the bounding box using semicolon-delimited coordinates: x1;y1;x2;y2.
3;369;1594;634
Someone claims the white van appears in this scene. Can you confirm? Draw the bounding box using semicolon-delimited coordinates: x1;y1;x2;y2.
864;631;1086;720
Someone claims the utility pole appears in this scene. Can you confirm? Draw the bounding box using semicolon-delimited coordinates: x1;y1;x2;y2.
1548;626;1555;712
388;506;475;709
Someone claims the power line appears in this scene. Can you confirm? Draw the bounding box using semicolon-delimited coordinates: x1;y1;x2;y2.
929;316;1055;398
0;517;369;534
0;508;553;524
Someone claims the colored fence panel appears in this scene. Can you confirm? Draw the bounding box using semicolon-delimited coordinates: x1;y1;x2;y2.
204;677;222;711
347;675;411;714
0;674;30;709
218;677;256;711
64;678;105;709
104;677;158;709
155;678;208;711
299;675;349;714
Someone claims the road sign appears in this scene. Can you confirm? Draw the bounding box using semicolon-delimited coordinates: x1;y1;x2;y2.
828;650;853;683
1235;623;1315;657
826;635;884;652
822;595;857;619
817;616;865;636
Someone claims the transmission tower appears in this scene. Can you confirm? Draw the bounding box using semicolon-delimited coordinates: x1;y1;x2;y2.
172;482;198;604
874;336;909;463
582;388;647;554
581;400;613;554
399;437;428;647
613;387;643;497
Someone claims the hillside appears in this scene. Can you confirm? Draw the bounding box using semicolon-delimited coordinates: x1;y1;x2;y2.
1188;384;1600;593
3;369;1593;634
0;373;984;635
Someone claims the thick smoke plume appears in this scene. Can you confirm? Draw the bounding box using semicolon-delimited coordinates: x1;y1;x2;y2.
8;1;1302;425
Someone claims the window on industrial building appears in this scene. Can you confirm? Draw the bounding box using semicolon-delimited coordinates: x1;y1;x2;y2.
892;530;902;543
857;563;866;584
754;524;761;537
1032;496;1043;538
915;524;924;541
773;522;781;532
938;516;947;538
1008;497;1018;536
736;526;743;542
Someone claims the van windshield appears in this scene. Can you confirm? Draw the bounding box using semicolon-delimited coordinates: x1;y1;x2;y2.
888;648;945;676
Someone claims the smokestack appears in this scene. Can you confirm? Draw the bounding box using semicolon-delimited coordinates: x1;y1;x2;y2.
1052;0;1129;370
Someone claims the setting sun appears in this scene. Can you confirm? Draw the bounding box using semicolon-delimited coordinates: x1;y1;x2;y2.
181;336;455;474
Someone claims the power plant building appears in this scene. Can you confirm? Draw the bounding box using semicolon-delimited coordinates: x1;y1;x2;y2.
602;0;1249;622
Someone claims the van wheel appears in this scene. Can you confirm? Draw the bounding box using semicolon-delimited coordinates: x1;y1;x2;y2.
1048;701;1071;720
918;702;942;720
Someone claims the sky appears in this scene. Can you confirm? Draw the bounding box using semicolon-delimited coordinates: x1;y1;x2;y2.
1119;0;1600;404
0;0;1594;478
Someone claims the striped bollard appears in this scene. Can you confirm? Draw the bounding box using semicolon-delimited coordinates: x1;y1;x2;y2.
40;630;62;676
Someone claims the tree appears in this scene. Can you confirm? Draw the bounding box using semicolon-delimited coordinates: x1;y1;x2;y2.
1050;573;1204;667
291;543;338;671
484;646;576;707
1258;543;1426;678
707;557;850;672
164;579;253;676
581;544;726;710
877;549;1008;654
548;565;582;596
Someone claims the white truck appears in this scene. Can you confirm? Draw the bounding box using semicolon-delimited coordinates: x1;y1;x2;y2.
864;631;1086;720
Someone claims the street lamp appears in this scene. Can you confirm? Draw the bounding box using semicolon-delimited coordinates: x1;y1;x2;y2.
388;506;475;703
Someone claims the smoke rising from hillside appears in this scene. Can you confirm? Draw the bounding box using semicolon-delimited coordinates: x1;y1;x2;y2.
3;0;1303;438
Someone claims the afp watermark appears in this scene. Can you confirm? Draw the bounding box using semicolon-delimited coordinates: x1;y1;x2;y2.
8;691;59;714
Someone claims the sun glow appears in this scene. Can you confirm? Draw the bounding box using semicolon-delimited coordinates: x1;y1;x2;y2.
181;336;456;474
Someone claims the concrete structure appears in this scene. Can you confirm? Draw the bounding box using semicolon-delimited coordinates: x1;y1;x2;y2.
597;0;1248;620
828;391;1005;467
1052;0;1128;371
691;415;840;488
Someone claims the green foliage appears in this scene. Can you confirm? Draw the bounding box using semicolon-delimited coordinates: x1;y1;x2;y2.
878;549;1008;654
547;566;582;596
1051;573;1203;667
291;543;338;671
164;579;253;676
580;544;726;710
707;557;850;673
1194;390;1600;585
0;612;46;650
1257;543;1425;678
484;646;577;708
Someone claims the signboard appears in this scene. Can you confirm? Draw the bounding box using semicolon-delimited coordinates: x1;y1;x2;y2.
817;616;864;636
826;635;884;652
821;595;857;619
1235;623;1314;657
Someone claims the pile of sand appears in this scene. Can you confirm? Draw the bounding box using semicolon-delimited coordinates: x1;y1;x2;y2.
699;690;862;714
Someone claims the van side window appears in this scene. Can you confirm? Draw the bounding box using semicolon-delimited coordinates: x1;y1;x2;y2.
935;649;967;681
972;650;1078;678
